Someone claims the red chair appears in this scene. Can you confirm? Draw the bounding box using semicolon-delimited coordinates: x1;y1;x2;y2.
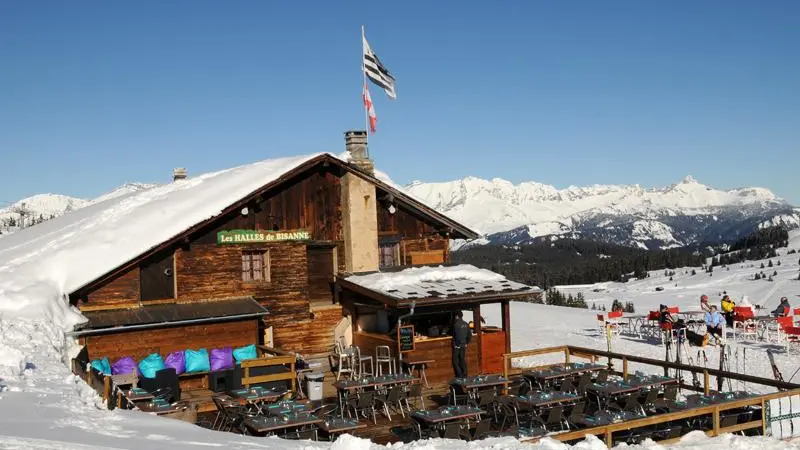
608;311;623;319
732;306;756;341
774;316;800;351
667;306;680;314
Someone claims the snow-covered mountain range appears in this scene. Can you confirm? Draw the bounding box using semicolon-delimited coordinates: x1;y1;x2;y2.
406;176;800;250
0;183;153;235
3;175;798;251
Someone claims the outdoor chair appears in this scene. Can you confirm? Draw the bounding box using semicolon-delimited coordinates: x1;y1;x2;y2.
441;422;468;440
352;345;374;379
375;345;394;375
575;373;592;395
212;395;246;432
140;368;181;403
609;394;645;416
497;396;520;430
615;429;654;445
449;384;469;406
310;403;338;419
507;378;531;397
375;385;404;420
403;382;425;410
410;416;437;440
653;424;683;441
284;427;318;441
558;378;575;394
333;341;353;380
566;402;587;428
533;405;569;432
595;371;609;383
470;418;495;441
348;390;377;424
476;388;496;411
652;385;680;412
639;388;659;412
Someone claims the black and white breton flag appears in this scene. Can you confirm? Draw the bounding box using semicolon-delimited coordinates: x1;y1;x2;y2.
362;35;396;99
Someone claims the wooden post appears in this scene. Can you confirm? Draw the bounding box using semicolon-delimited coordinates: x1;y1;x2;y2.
474;304;482;374
103;375;110;404
622;357;628;380
605;429;613;448
712;406;720;436
762;398;768;436
704;370;710;395
565;347;571;364
501;300;511;354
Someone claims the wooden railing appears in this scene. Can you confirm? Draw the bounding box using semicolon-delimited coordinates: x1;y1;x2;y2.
242;346;297;391
502;345;800;446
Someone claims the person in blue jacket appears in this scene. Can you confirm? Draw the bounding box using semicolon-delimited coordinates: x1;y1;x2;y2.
704;305;725;345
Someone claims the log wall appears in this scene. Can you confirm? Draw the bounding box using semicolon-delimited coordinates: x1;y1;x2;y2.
85;268;140;307
81;319;259;362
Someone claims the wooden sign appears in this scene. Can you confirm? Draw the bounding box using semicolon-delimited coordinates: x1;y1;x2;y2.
217;229;310;244
398;325;415;353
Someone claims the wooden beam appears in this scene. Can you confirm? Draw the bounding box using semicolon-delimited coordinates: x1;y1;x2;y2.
622;357;628;380
704;370;710;394
474;304;482;373
501;300;511;354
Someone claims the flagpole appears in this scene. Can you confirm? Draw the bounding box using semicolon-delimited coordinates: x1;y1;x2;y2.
361;24;370;154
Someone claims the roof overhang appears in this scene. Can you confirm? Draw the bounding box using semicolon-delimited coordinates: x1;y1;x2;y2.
337;265;540;309
68;296;268;337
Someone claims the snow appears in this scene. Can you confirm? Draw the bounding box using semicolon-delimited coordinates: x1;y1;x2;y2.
345;265;536;299
406;176;797;241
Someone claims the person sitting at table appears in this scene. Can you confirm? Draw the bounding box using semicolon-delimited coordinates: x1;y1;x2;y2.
771;297;791;317
720;294;736;327
452;311;471;378
704;305;724;345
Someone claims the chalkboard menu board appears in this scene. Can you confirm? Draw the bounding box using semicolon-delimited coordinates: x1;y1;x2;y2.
398;325;415;352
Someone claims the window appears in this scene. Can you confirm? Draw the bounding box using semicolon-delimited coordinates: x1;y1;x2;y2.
379;242;399;269
242;250;270;282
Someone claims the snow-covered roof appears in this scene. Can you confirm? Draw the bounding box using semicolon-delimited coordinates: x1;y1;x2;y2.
0;152;474;328
343;264;539;305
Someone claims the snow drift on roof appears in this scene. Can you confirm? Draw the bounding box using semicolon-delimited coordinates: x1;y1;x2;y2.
345;264;538;300
0;153;325;327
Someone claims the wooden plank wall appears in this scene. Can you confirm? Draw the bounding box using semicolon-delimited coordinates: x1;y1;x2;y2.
480;330;507;374
82;319;259;361
307;246;335;305
306;305;344;355
85;268;140;306
400;338;479;385
377;197;450;266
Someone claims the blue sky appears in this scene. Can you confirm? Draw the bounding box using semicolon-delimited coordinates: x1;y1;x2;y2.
1;1;799;206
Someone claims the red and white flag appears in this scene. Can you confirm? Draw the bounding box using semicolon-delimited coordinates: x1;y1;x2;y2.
363;83;377;134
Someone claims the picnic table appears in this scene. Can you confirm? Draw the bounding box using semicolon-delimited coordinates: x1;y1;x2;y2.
580;409;646;427
450;375;509;406
135;398;184;415
263;399;311;417
122;387;154;403
522;362;605;387
244;414;323;437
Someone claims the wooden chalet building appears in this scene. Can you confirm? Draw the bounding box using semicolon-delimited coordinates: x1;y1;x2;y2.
68;131;539;389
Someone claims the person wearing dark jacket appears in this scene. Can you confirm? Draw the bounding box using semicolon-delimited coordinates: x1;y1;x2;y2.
772;297;791;317
452;311;472;378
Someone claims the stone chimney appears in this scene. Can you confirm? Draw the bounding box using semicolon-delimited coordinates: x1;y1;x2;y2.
340;130;379;273
344;130;374;176
173;168;187;182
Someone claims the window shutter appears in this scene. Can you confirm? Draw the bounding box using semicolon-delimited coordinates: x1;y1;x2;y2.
263;250;271;282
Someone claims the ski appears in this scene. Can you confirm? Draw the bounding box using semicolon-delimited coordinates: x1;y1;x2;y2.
767;349;784;382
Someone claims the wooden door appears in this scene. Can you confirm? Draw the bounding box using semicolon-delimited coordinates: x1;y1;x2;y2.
307;246;335;306
480;330;507;374
140;251;175;301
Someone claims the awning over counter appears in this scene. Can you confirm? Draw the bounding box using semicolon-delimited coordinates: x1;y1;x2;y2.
338;264;540;308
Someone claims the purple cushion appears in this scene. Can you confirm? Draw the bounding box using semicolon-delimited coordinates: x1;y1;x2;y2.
209;347;234;372
111;356;140;376
164;351;186;375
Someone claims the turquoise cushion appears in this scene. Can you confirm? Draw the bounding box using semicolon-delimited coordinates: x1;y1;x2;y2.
184;348;210;373
138;353;166;379
233;344;258;363
90;357;112;375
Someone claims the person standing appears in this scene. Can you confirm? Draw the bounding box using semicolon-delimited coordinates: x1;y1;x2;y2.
452;311;472;378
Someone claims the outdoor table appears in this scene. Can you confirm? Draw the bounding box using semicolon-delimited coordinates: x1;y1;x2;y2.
244;414;323;437
136;398;183;415
522;362;605;388
581;409;646;427
317;417;367;440
450;375;509;406
264;399;311;417
515;391;582;409
410;405;483;439
685;391;752;407
228;386;285;414
588;375;676;408
622;315;647;337
334;374;419;417
123;387;154;403
404;359;434;388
